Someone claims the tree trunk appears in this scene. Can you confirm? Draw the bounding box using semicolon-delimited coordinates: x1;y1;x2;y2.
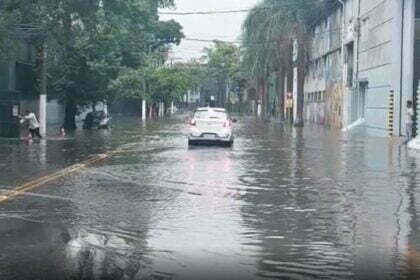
294;38;305;127
282;42;294;123
277;68;285;121
64;102;77;130
261;78;267;118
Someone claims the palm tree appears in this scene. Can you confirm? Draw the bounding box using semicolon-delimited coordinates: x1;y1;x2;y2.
242;0;327;125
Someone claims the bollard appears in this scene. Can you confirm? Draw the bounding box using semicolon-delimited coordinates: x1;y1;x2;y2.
416;83;420;135
387;89;394;136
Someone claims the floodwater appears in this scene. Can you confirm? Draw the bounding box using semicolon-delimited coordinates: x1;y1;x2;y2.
0;116;420;280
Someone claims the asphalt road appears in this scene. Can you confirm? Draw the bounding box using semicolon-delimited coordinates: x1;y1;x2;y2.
1;115;420;280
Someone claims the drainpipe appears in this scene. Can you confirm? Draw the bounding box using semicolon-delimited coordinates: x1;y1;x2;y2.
337;0;346;126
399;0;405;136
356;0;361;87
337;0;345;68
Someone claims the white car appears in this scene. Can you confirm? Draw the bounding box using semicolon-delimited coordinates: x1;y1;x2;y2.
188;107;236;146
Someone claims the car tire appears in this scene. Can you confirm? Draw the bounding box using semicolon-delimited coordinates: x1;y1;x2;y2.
227;136;234;147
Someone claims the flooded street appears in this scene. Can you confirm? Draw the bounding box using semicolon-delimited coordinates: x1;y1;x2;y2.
1;116;420;280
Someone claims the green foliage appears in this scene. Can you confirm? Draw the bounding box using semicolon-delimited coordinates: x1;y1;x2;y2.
201;41;245;104
110;62;201;104
0;0;183;109
150;66;191;103
204;41;240;81
109;67;148;101
241;0;326;80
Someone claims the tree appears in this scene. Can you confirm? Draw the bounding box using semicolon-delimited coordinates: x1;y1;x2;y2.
149;65;191;105
242;0;328;124
0;0;184;129
109;67;149;103
110;62;201;117
203;41;242;108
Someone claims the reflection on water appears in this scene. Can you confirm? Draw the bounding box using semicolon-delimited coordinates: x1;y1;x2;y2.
3;117;420;279
65;227;145;280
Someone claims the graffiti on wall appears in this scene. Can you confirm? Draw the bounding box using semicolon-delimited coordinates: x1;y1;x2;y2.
325;83;343;128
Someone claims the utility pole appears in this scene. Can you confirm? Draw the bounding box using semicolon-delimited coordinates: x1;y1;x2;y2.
142;74;147;121
142;99;147;121
292;39;299;124
39;43;47;136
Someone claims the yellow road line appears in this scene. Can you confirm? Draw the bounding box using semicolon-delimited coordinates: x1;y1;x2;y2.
0;154;108;204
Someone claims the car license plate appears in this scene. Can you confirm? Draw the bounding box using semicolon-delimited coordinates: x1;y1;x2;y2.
203;134;216;139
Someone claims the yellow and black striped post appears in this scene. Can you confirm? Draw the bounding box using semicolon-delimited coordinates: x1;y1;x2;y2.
387;90;394;136
416;83;420;136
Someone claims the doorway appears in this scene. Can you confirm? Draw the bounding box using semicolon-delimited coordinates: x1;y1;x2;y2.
351;82;367;123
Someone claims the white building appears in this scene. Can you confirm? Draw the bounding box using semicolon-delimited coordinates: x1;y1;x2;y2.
305;0;420;136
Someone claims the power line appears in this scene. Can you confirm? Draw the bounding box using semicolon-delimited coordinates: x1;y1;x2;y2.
182;27;342;46
184;38;239;44
159;8;266;15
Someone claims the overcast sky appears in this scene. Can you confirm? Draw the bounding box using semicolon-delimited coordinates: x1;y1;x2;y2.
160;0;261;62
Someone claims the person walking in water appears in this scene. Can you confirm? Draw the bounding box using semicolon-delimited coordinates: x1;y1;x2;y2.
405;100;414;144
20;110;42;139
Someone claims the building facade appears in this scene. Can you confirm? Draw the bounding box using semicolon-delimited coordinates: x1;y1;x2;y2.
305;3;342;128
0;39;37;137
0;41;65;138
304;0;420;137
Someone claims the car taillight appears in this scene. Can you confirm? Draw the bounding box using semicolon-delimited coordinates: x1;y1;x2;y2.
224;119;232;128
189;119;196;126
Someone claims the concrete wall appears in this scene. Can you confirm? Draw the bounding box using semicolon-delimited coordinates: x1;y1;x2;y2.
305;100;326;124
357;0;394;135
345;0;416;136
46;100;65;126
20;98;64;135
305;7;343;127
304;0;416;136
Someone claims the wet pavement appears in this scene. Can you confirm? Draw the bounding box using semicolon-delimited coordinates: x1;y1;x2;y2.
1;115;420;280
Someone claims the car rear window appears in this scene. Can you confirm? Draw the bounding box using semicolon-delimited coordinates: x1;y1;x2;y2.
194;110;227;120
